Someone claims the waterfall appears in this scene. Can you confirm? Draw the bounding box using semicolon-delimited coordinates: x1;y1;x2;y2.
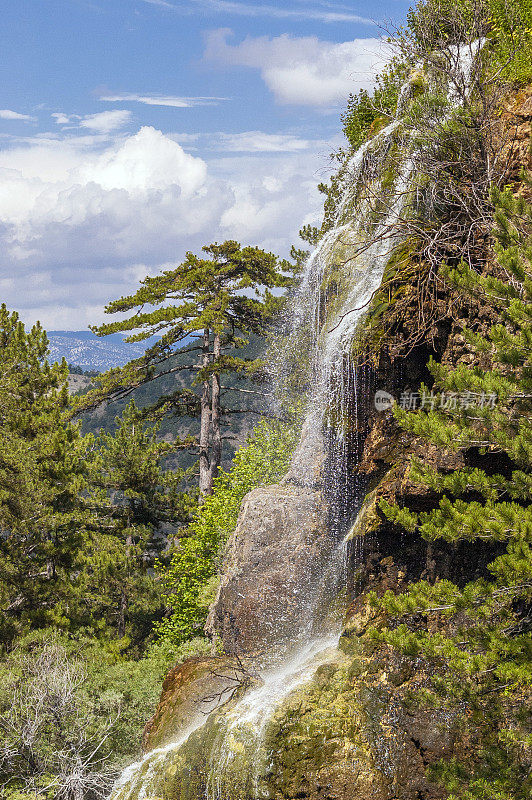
111;115;413;800
281;120;412;526
110;54;475;800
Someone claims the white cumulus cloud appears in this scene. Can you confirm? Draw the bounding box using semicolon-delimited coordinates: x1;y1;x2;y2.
77;126;207;194
0;127;208;235
205;30;387;106
79;110;132;133
0;127;327;328
51;113;71;125
0;109;36;122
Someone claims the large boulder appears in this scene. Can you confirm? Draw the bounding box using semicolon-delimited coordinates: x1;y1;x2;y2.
206;483;332;656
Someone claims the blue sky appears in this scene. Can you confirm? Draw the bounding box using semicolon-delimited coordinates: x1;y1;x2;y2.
0;0;410;329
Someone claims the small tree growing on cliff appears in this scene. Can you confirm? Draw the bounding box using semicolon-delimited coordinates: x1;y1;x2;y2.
82;242;291;498
371;181;532;798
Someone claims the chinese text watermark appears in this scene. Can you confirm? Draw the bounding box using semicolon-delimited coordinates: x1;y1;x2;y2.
374;390;498;412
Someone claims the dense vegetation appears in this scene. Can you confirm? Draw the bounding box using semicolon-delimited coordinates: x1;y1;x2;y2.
340;0;532;157
347;1;532;796
0;312;299;793
370;183;532;799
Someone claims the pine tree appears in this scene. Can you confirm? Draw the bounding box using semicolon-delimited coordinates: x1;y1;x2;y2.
371;181;532;798
79;241;292;497
84;400;193;646
0;307;91;642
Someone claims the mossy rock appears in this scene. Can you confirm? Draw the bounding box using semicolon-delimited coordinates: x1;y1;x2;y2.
117;629;457;800
345;489;380;541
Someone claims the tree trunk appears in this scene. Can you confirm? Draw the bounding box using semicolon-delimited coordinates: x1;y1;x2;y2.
118;531;133;639
118;590;127;639
199;327;212;498
210;329;222;486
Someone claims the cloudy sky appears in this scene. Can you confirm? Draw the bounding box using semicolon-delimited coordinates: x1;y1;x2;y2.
1;0;409;330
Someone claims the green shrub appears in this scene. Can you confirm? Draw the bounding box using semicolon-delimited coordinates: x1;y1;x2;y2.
341;62;407;151
488;0;532;85
0;630;210;798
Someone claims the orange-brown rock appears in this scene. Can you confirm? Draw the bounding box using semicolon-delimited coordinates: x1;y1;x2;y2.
143;655;253;751
500;86;532;187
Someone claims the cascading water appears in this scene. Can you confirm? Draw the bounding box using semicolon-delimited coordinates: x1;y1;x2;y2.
110;54;476;800
111;121;414;800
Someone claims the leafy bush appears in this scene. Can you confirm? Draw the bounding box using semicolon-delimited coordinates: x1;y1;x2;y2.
488;0;532;84
404;0;532;85
154;418;300;647
341;62;407;151
0;631;210;799
341;0;532;159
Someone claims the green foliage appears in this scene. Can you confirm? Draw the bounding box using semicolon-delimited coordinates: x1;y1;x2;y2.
67;363;99;377
403;0;532;84
487;0;532;84
0;631;210;798
80;401;194;649
81;240;293;413
0;309;198;652
0;307;92;643
79;239;297;498
298;225;320;247
341;62;407;151
371;181;532;798
354;0;532;357
154;418;300;647
404;0;487;45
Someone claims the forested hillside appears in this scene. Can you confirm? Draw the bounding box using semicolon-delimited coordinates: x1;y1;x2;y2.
77;334;266;473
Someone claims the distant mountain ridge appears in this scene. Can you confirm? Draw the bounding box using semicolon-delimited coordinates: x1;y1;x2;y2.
48;330;160;371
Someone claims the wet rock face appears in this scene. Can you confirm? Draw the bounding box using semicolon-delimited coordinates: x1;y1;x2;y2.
141;617;456;800
143;655;252;751
206;484;331;656
262;627;456;800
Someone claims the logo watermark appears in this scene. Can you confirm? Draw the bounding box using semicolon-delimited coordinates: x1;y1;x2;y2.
374;390;395;411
